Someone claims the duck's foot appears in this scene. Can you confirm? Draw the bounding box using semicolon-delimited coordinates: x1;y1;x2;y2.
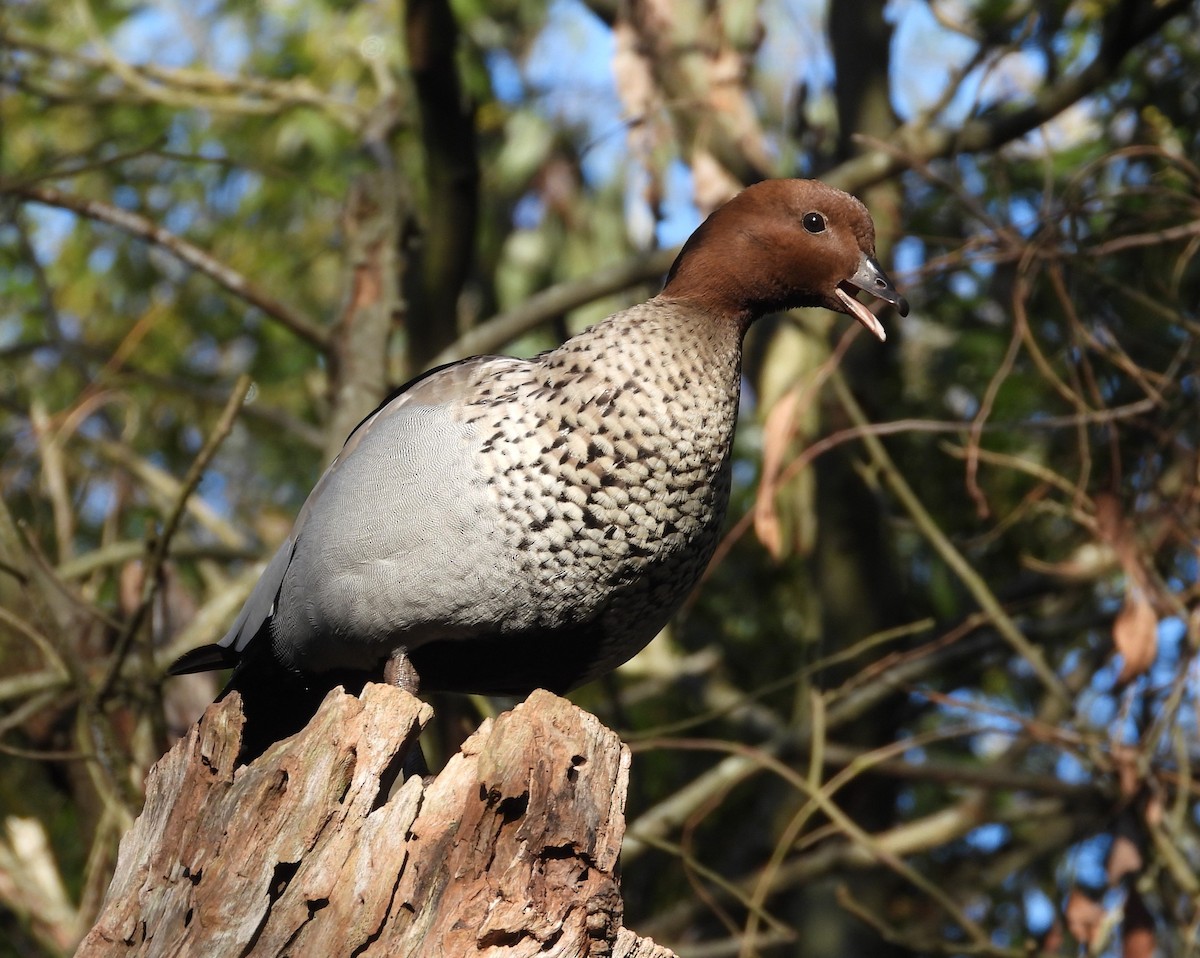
384;647;421;695
384;648;429;779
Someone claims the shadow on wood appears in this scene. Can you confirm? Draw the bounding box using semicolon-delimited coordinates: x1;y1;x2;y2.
78;686;675;957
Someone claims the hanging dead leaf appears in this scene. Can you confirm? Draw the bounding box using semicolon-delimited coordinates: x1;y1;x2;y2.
754;386;801;561
1093;492;1150;590
1123;921;1155;958
1091;493;1158;685
538;155;580;223
611;19;672;176
1106;833;1143;885
118;559;145;617
689;149;741;213
612;23;655;119
1114;588;1158;686
1143;791;1163;827
1065;888;1104;946
704;48;773;174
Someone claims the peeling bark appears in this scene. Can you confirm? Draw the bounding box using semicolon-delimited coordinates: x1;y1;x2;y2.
77;687;674;958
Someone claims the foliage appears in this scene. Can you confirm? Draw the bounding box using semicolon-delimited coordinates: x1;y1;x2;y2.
2;0;1198;955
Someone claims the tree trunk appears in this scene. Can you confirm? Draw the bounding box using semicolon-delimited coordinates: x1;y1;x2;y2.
76;687;674;958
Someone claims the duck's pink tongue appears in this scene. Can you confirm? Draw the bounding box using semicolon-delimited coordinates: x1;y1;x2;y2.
835;285;888;341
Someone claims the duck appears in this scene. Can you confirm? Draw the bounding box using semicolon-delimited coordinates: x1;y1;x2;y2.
170;178;908;754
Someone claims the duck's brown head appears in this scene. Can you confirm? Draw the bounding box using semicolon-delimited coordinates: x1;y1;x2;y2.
662;179;909;340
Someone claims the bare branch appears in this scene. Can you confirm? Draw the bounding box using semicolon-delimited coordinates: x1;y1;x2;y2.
3;21;365;124
439;0;1196;367
431;246;677;365
1;182;330;350
98;374;252;701
830;372;1072;704
829;0;1194;192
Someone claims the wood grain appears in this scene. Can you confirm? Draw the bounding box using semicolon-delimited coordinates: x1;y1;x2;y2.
77;686;674;957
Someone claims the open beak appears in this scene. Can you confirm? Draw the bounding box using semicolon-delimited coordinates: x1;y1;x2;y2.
835;255;909;342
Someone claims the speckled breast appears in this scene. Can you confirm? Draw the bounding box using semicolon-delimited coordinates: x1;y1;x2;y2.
440;303;744;691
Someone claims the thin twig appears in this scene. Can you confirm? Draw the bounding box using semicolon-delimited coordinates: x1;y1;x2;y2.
964;255;1032;520
623;627;1002;864
8;11;363;124
3;182;329;350
89;437;251;549
636;737;993;946
1088;217;1200;257
830;372;1072;705
827;0;1193;194
97;375;252;701
0;607;71;686
707;398;1154;579
430;247;678;366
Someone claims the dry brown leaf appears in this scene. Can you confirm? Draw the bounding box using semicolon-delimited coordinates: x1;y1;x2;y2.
1106;833;1143;885
1143;791;1163;827
118;559;144;617
753;386;801;560
689;150;742;213
1092;494;1158;685
1093;492;1150;590
1114;588;1159;686
612;23;657;121
638;0;674;32
539;156;579;222
612;20;671;172
707;46;748;112
704;49;772;173
1066;888;1104;946
1121;888;1155;958
1123;922;1155;958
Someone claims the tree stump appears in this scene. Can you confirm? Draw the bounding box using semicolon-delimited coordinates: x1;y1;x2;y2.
77;686;675;958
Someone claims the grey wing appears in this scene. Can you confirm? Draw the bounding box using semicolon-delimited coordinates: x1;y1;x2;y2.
170;355;528;675
166;534;298;674
221;535;297;653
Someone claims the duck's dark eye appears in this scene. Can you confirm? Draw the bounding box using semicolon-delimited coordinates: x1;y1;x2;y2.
803;211;826;234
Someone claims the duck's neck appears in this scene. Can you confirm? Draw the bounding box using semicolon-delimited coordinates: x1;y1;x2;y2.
601;294;748;359
544;299;747;449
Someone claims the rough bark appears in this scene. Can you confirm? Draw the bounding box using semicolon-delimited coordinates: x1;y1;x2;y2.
76;687;674;958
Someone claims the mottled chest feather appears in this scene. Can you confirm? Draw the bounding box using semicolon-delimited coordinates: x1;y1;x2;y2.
450;301;744;661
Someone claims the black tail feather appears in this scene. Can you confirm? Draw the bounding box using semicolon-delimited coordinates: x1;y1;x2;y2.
167;643;240;675
169;633;380;764
214;640;375;764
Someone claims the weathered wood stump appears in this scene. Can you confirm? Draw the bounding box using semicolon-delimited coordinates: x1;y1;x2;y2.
77;686;675;957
